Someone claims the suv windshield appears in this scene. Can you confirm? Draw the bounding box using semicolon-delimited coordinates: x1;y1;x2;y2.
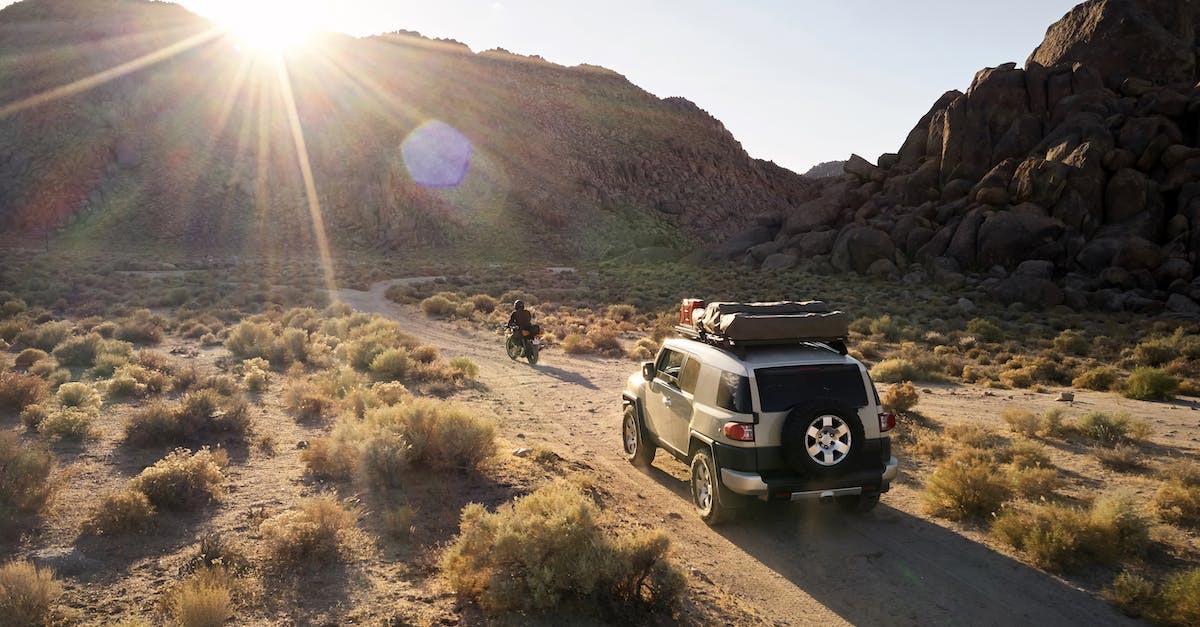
755;364;867;412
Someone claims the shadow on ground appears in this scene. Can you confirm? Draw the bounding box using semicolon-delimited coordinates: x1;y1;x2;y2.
640;465;1135;627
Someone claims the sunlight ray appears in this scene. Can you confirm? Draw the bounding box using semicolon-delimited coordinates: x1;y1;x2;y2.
0;27;222;120
274;57;338;299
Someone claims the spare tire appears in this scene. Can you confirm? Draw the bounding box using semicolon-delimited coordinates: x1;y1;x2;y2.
781;400;864;476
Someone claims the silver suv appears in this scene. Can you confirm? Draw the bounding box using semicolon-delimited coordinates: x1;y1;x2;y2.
621;336;898;524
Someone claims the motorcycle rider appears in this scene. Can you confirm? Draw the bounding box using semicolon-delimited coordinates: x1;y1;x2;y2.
507;300;540;351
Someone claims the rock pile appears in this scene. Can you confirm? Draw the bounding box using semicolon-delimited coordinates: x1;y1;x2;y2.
726;0;1200;315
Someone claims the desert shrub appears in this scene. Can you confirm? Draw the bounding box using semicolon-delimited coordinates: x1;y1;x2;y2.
410;345;439;364
921;448;1011;520
19;404;48;431
870;359;926;383
224;321;275;361
966;318;1004;342
362;400;495;484
1121;367;1178;401
105;372;143;399
867;314;903;341
1052;329;1089;356
283;379;334;421
1005;439;1052;469
1009;466;1061;499
1105;570;1156;618
0;433;54;526
586;328;624;357
129;449;224;512
1155;475;1200;528
420;295;456;317
1072;365;1118;391
1096;444;1144;471
993;493;1148;572
1000;407;1039;436
1039;408;1068;438
84;490;155;536
168;566;234;627
942;424;1005;450
369;348;410;380
1076;411;1134;445
468;294;498;312
882;381;919;413
125;402;182;446
0;371;48;412
441;483;684;613
1131;336;1177;367
18;320;72;351
13;349;48;369
0;560;62;626
1158;568;1200;625
115;310;165;345
50;332;104;367
606;304;636;322
259;496;356;567
629;338;658;360
299;437;358;480
90;350;130;378
560;333;593;355
38;406;96;440
449;357;479;380
55;382;99;409
998;366;1034;389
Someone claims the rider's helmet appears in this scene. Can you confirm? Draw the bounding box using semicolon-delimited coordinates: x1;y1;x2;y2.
514;300;525;310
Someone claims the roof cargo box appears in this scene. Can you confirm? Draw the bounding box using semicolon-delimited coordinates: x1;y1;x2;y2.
693;300;848;342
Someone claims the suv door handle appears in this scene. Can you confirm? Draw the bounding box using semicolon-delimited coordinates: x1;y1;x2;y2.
662;397;672;407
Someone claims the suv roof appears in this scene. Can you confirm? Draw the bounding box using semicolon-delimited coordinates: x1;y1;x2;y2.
662;337;856;376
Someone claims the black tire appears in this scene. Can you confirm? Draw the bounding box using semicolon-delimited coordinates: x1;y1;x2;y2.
781;400;864;477
836;493;880;513
690;448;730;525
525;342;539;365
621;405;655;467
505;335;522;361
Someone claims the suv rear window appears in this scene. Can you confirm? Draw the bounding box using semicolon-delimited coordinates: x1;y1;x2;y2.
755;364;867;412
715;371;752;413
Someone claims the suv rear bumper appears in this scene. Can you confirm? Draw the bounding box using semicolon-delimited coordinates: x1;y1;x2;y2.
722;456;898;500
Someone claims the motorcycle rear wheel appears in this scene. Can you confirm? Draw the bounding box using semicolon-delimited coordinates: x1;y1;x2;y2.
525;343;539;365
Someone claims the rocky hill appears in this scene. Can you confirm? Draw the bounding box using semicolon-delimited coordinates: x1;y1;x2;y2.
0;0;811;261
729;0;1200;315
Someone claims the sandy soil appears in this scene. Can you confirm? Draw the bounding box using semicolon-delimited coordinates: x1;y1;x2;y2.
337;278;1200;626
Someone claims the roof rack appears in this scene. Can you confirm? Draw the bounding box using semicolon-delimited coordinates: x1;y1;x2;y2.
674;325;848;357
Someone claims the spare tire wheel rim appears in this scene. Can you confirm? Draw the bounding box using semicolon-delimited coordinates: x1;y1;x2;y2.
806;413;851;466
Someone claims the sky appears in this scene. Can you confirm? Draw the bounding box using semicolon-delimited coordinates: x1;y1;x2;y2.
4;0;1083;174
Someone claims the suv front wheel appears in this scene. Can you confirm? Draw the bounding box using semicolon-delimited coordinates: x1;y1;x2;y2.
621;405;656;467
690;448;729;525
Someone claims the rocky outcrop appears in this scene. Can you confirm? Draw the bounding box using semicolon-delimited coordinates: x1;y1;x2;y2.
724;0;1200;314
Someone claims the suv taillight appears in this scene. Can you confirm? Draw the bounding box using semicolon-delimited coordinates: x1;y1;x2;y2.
722;422;755;442
879;411;896;432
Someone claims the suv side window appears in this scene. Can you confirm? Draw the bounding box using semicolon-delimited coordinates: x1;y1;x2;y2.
715;370;752;413
678;357;700;394
656;349;686;386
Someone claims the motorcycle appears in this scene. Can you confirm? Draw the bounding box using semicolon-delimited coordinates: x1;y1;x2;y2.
504;324;542;365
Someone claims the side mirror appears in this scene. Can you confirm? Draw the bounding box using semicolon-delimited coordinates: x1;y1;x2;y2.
642;362;656;381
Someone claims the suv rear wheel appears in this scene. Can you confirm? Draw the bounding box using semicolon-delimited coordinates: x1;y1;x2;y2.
690;448;729;525
621;405;655;467
782;400;864;476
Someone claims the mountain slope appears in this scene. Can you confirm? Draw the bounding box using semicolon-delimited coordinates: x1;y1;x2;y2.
0;0;812;262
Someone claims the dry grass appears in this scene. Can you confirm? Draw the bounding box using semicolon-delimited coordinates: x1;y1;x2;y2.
84;490;156;536
921;448;1011;521
882;381;919;413
0;560;63;626
168;566;234;627
0;370;48;413
992;493;1149;573
0;432;55;530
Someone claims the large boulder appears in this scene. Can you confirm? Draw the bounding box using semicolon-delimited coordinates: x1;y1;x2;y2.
976;209;1067;269
897;90;962;169
781;182;850;235
831;225;896;274
1027;0;1200;87
787;229;838;257
989;275;1066;307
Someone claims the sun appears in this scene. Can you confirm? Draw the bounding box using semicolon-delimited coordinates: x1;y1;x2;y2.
206;0;322;54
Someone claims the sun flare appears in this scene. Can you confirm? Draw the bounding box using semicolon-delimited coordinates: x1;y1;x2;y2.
208;0;322;54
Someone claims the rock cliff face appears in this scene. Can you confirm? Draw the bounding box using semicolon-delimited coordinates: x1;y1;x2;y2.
733;0;1200;315
0;0;811;261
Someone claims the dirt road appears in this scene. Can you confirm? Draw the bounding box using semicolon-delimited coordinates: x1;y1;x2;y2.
337;279;1136;626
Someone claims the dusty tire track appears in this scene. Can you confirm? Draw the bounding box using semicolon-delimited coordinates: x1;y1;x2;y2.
336;279;1135;626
